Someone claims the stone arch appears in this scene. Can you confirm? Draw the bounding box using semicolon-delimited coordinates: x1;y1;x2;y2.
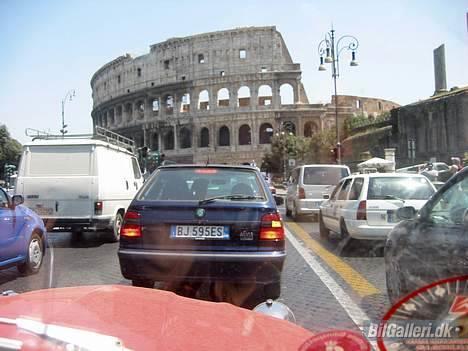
164;129;174;150
258;85;272;106
124;103;133;122
217;88;230;107
181;93;190;113
304;121;319;137
136;100;145;119
179;127;192;149
115;105;123;124
198;90;209;110
280;83;294;105
218;126;230;146
237;86;251;107
259;123;273;144
152;98;160;116
282;121;296;135
164;95;174;115
108;109;115;126
239;124;252;145
200;127;209;147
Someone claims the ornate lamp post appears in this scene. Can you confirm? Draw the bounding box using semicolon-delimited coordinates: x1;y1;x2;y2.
318;28;359;164
61;89;76;136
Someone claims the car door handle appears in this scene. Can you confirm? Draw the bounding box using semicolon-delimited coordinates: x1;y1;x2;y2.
134;181;138;190
125;181;129;190
55;201;59;212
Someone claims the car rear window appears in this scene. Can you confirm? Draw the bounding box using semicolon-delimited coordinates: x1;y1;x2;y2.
139;168;265;201
367;177;435;200
303;167;349;185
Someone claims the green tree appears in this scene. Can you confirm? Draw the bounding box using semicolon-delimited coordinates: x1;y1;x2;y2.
0;125;22;179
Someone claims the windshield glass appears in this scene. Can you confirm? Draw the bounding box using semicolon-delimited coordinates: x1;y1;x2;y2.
303;167;349;185
1;2;468;349
367;177;434;200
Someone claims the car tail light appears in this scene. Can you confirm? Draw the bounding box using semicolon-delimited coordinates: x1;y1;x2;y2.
121;211;142;238
356;200;367;220
259;212;285;240
94;201;103;215
298;187;306;199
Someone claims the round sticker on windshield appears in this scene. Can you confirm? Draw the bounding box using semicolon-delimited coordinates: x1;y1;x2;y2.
299;330;371;351
377;275;468;351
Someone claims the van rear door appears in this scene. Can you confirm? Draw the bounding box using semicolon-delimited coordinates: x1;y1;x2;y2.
301;166;350;201
19;145;95;220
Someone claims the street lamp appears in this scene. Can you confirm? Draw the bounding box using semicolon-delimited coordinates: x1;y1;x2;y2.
318;27;359;164
61;89;76;136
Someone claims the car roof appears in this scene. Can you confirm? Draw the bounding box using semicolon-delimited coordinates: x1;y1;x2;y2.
345;172;431;179
23;138;134;155
158;164;260;171
298;164;349;168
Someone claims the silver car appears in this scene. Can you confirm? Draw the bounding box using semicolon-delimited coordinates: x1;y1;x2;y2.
286;164;350;221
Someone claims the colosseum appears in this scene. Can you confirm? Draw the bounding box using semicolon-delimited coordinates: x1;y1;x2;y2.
91;26;399;165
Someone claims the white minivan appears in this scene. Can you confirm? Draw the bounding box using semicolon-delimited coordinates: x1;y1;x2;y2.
286;164;350;221
15;128;143;241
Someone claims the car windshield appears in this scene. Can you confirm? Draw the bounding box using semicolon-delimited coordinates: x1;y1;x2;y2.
139;168;265;201
2;2;468;350
303;167;349;185
367;177;435;200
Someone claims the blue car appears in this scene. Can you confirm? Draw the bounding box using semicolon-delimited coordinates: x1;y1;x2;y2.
0;188;47;275
118;165;285;303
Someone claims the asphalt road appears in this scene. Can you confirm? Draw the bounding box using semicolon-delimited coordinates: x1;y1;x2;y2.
0;208;390;334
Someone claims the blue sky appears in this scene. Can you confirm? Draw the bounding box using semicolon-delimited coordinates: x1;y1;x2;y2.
0;0;467;143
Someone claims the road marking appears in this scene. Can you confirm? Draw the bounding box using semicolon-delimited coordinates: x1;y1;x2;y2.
286;222;381;297
285;227;377;349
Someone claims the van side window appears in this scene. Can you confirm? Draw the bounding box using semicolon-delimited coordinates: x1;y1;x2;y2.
338;179;352;200
0;189;8;208
131;158;142;179
349;178;364;200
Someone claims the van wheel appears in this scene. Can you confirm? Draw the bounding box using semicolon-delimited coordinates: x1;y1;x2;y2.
110;212;123;242
319;212;330;240
18;233;44;275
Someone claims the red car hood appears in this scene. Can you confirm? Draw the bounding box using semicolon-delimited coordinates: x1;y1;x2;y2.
0;285;313;350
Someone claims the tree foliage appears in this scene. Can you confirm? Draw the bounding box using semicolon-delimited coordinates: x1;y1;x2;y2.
0;125;22;178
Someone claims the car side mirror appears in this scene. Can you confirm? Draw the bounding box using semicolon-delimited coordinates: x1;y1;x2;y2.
322;194;330;200
396;206;417;220
11;195;24;208
274;195;284;206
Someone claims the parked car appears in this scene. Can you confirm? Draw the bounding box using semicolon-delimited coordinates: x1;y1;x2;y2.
286;164;350;221
118;164;285;303
16;127;143;241
0;188;47;275
319;173;436;241
385;167;468;304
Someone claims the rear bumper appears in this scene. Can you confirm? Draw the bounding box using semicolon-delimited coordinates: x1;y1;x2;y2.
43;217;112;231
347;221;395;240
296;199;323;215
118;249;286;284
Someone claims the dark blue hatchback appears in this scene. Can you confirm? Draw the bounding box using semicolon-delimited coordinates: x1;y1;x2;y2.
118;165;285;303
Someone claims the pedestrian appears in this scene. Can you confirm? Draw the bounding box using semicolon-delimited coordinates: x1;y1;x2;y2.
449;157;462;174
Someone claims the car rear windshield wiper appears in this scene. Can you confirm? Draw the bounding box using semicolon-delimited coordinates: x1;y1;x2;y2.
384;195;405;202
199;194;264;205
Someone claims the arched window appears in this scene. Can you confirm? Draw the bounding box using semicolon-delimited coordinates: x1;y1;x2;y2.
304;122;318;137
217;88;230;107
181;93;190;113
125;103;133;122
237;86;251;107
258;85;272;106
109;109;115;126
239;124;251;145
259;123;273;144
179;127;192;149
164;130;174;150
152;98;160;115
115;105;123;125
219;126;230;146
200;127;209;147
282;121;296;135
198;90;209;110
280;83;294;105
136;100;145;119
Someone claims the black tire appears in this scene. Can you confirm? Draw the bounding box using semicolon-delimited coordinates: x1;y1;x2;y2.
110;212;124;242
18;233;44;275
264;282;281;300
385;261;406;304
131;279;155;288
319;212;330;240
285;200;292;217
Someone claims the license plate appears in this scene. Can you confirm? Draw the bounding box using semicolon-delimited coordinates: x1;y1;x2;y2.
35;207;53;216
387;210;398;223
170;225;230;240
313;201;322;207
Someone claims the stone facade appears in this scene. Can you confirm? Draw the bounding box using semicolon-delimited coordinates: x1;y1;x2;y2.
90;26;398;165
393;86;468;166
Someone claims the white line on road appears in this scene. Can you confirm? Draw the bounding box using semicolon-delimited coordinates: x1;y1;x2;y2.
285;228;377;350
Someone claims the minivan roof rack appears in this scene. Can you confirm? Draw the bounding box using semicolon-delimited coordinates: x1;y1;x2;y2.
25;126;135;152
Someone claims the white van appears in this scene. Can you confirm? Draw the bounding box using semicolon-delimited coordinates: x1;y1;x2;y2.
15;128;143;241
286;164;350;221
